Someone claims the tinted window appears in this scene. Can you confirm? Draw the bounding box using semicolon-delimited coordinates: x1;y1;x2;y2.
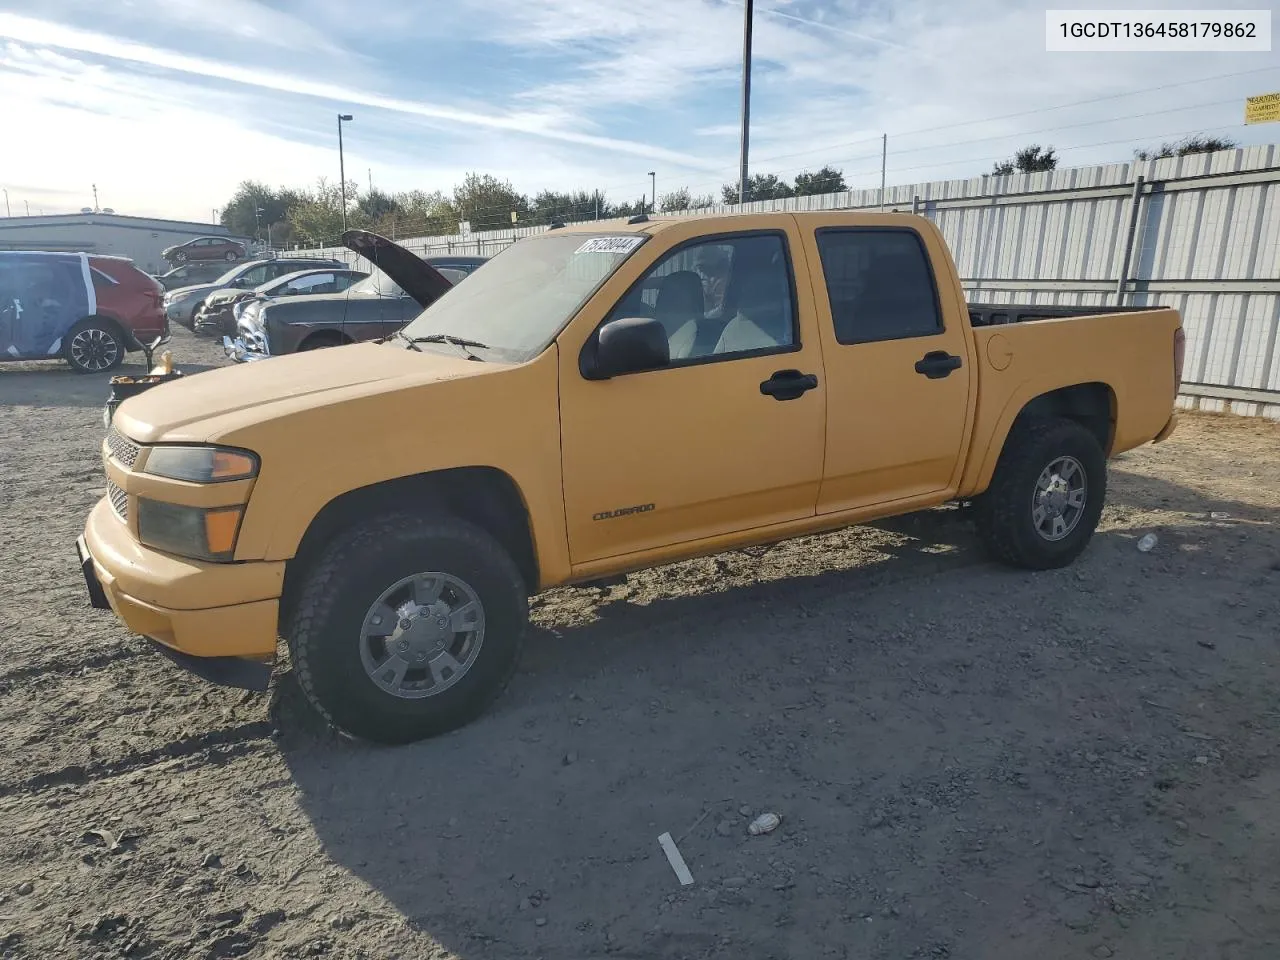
815;229;941;344
604;233;796;364
237;264;271;286
90;268;117;289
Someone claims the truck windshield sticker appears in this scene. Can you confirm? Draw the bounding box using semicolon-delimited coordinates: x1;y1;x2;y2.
574;236;645;255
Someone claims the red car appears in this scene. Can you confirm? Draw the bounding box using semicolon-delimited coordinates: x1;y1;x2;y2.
162;236;247;264
0;251;167;373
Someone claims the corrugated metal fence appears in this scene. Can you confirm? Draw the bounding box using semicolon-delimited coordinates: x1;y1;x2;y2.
289;144;1280;419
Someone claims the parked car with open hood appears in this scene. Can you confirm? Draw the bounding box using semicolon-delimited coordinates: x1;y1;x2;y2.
193;267;369;337
0;251;167;373
223;232;485;361
163;256;347;330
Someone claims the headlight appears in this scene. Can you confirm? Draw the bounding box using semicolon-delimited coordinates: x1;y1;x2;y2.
137;499;244;561
144;445;259;483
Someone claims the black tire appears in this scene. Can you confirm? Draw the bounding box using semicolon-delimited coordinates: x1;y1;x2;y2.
63;318;125;374
287;513;528;744
174;251;186;263
225;250;237;261
973;417;1106;570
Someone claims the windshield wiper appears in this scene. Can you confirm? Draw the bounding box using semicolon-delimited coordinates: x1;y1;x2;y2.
408;334;490;361
381;328;421;351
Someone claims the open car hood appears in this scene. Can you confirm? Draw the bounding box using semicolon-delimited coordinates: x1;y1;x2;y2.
342;229;453;308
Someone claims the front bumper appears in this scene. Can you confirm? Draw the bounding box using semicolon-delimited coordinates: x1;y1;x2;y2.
78;498;282;690
224;328;270;362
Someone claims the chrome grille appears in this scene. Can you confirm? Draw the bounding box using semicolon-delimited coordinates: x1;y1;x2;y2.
107;480;129;521
107;427;140;469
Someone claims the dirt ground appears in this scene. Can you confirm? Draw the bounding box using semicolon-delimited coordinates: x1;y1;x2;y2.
1;327;1279;960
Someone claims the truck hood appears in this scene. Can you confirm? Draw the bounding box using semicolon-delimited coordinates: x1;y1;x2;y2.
342;229;452;307
114;341;488;444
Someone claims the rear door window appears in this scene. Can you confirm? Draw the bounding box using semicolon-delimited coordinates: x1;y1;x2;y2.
814;229;943;344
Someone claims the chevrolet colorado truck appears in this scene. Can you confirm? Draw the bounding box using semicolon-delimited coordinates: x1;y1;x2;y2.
77;211;1184;745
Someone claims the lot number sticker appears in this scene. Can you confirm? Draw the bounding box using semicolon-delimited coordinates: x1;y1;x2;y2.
574;236;645;255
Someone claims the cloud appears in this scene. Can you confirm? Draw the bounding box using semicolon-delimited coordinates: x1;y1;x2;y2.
0;13;722;169
1;0;1277;224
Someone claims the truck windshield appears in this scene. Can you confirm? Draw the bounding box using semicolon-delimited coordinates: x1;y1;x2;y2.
398;233;647;363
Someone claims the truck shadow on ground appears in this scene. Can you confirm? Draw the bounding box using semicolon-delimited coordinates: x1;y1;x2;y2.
273;471;1279;959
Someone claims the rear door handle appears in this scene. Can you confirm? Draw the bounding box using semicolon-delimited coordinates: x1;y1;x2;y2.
760;369;819;401
914;351;963;379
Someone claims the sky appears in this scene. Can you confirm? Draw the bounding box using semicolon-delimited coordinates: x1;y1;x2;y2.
0;0;1278;224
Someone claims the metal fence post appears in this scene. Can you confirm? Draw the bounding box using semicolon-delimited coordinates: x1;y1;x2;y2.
1115;175;1146;307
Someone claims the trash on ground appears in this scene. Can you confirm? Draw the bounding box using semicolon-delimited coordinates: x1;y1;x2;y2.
657;832;694;885
1209;511;1231;520
748;812;781;836
1137;534;1158;553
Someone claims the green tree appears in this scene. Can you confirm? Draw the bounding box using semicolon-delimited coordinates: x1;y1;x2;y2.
992;144;1058;176
530;189;606;225
220;181;298;240
792;166;847;196
657;188;715;212
453;172;531;232
721;173;794;204
1135;134;1238;160
282;177;359;247
356;188;400;222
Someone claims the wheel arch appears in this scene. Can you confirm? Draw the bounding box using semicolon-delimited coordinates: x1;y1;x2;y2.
968;381;1116;495
278;466;540;634
297;329;354;351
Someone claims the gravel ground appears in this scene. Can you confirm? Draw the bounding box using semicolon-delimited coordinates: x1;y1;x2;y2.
1;327;1278;960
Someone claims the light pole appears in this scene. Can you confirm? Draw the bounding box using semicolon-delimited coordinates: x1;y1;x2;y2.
738;0;754;205
337;113;353;232
3;188;10;217
254;205;263;240
648;171;656;214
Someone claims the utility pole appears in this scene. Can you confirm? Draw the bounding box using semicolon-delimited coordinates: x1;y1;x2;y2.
25;200;30;216
648;172;656;214
368;168;372;194
738;0;754;205
337;113;353;232
2;189;9;217
92;183;99;213
879;134;887;210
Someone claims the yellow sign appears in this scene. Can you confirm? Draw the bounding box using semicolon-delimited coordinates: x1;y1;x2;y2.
1246;92;1280;125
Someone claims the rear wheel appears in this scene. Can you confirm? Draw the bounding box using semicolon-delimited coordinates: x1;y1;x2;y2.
973;417;1106;570
225;250;237;261
64;319;125;374
173;251;186;263
287;513;528;744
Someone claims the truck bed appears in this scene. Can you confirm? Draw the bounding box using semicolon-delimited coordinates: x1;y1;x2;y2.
968;302;1164;327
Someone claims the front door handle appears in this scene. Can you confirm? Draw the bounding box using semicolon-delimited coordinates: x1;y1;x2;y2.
914;351;963;379
760;369;819;401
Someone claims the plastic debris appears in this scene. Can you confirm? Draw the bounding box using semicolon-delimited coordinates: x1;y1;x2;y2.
1137;534;1158;553
748;812;781;836
657;832;694;886
1209;511;1230;520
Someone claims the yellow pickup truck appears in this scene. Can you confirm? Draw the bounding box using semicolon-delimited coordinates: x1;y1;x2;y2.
78;212;1184;744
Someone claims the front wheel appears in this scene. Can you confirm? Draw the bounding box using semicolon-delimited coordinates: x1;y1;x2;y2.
973;417;1106;570
287;514;528;744
225;251;237;261
64;319;125;374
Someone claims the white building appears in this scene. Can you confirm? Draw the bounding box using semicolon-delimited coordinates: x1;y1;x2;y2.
0;212;253;275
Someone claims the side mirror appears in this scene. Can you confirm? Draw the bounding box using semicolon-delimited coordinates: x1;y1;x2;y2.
588;317;669;379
